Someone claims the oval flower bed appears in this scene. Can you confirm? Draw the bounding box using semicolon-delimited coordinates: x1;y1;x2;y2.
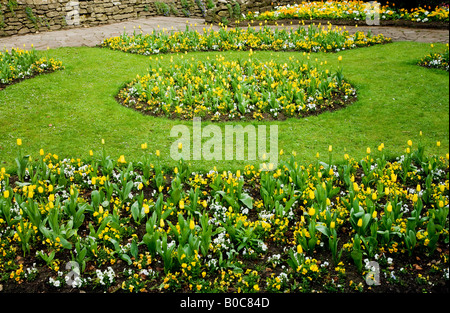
0;139;448;293
118;55;356;121
101;24;392;55
245;1;450;24
0;47;64;90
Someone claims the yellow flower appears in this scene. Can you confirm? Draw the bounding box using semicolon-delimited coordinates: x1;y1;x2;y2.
330;221;335;229
437;141;441;147
143;204;150;214
407;140;412;146
309;190;315;200
156;150;160;157
372;210;377;219
118;155;126;164
357;218;363;227
178;142;183;150
160;219;165;228
338;56;342;61
308;207;316;216
40;149;45;156
366;147;371;154
17;138;22;146
328;145;332;152
386;203;393;213
297;244;303;254
3;190;9;199
189;220;195;231
179;200;185;209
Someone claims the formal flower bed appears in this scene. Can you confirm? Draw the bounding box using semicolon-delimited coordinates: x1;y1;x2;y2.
245;1;450;23
0;47;64;89
117;55;355;121
101;24;392;55
0;139;448;293
418;44;449;71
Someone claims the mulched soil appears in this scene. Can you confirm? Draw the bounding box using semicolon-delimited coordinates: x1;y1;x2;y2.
0;69;58;91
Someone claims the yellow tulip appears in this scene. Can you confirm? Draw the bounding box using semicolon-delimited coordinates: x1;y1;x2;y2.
387;203;392;213
17;139;22;146
118;155;126;164
357;218;363;227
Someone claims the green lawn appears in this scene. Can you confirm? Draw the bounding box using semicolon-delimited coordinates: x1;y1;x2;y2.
0;42;448;173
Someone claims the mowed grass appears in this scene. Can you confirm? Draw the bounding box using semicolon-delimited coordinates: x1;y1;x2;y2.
0;41;448;173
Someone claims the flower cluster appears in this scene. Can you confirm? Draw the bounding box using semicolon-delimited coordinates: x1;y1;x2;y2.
0;138;448;293
0;47;64;88
418;44;449;72
118;54;355;121
101;24;391;56
246;1;449;23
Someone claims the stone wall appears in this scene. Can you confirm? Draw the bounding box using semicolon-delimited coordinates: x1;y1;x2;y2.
0;0;207;37
205;0;299;24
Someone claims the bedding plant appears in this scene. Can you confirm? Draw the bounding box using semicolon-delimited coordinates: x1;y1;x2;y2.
245;1;449;24
101;23;392;55
117;54;355;121
0;139;448;293
0;47;64;90
418;43;449;71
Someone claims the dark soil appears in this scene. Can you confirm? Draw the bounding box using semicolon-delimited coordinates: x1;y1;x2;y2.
0;69;59;91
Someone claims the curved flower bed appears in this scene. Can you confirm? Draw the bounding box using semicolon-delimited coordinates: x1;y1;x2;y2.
101;24;392;55
118;56;356;121
0;48;64;90
418;44;449;71
0;140;448;293
246;1;450;23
